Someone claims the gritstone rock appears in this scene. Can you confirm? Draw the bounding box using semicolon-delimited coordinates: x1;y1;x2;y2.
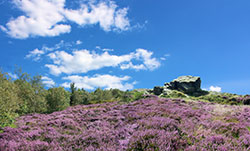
243;96;250;105
164;76;201;94
153;86;164;95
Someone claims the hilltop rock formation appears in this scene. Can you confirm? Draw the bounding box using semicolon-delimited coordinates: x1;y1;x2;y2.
165;76;201;94
152;75;204;96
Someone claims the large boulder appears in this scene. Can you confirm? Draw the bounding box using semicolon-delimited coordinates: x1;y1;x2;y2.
153;86;164;95
243;95;250;105
165;76;201;94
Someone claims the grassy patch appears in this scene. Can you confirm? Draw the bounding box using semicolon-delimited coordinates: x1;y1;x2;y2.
247;126;250;133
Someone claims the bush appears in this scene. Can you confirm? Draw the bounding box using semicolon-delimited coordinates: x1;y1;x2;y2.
197;92;242;105
14;75;47;114
46;87;70;113
0;72;19;128
161;90;187;99
70;83;85;106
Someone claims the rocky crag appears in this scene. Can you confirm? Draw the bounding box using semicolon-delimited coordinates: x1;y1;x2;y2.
139;75;250;105
149;75;207;97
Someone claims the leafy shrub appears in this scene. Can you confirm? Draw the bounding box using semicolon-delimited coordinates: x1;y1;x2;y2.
14;75;47;114
131;90;146;101
0;72;19;128
46;87;70;113
70;83;88;106
161;90;187;98
197;92;242;105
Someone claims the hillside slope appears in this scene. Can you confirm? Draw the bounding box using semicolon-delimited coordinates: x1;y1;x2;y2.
1;97;250;150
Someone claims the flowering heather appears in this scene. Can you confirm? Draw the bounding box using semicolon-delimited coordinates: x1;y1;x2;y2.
0;97;250;150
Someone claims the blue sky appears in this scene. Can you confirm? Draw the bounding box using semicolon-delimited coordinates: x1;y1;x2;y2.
0;0;250;94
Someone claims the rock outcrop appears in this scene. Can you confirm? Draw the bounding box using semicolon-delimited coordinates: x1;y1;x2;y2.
153;86;164;95
151;75;204;96
243;96;250;105
164;76;201;94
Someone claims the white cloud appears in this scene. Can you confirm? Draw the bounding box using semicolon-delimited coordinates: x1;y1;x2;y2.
160;57;166;61
76;40;82;45
95;46;101;50
114;8;130;31
1;0;130;39
102;48;114;52
2;0;70;39
42;40;75;51
41;76;55;87
26;40;84;61
25;48;45;61
95;46;114;52
209;86;222;92
132;48;161;71
45;48;160;75
61;74;135;90
64;1;130;32
120;62;146;70
160;53;170;61
45;50;132;75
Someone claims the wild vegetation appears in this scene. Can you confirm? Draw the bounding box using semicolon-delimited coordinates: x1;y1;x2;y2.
0;70;250;150
0;70;145;128
1;98;250;150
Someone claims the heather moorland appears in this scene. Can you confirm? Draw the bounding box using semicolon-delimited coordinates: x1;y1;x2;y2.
0;71;250;150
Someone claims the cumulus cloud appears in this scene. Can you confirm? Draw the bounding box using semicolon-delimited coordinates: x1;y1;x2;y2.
25;40;83;61
61;74;135;90
45;48;160;75
120;49;161;70
114;8;130;31
25;48;45;61
1;0;130;39
209;86;222;92
133;48;160;70
41;76;55;87
64;1;130;31
45;50;132;75
1;0;70;39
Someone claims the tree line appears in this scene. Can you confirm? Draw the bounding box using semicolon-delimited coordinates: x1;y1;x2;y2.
0;70;145;128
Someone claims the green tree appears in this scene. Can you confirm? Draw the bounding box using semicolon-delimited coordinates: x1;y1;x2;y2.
46;87;70;113
102;89;113;101
91;88;104;103
70;83;76;106
69;83;81;106
0;71;19;128
70;83;89;106
81;88;90;105
89;88;121;103
14;71;47;114
29;75;47;113
111;89;124;101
